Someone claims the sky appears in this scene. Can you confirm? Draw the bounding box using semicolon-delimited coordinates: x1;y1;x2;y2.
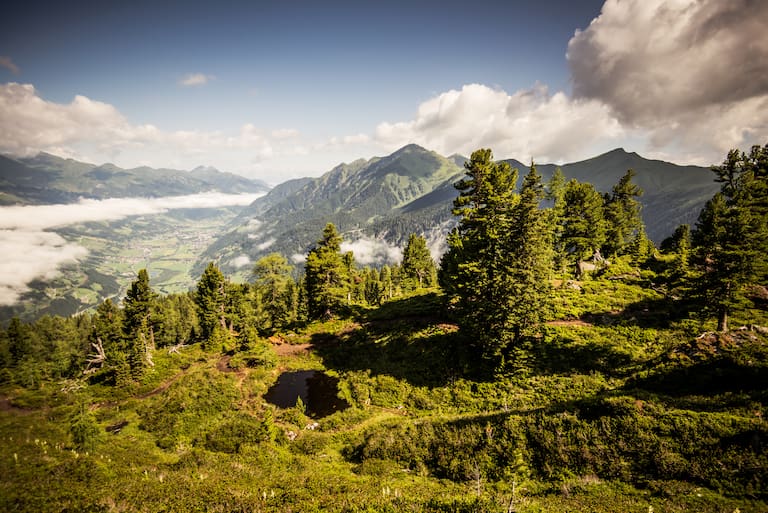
1;0;767;183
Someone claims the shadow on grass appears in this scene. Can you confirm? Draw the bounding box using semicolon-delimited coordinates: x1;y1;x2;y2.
312;292;492;387
580;295;693;329
532;335;638;378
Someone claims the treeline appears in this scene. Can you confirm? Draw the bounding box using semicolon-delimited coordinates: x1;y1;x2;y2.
1;144;765;385
0;229;437;388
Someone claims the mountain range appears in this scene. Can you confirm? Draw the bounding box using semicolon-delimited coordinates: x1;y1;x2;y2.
0;153;269;205
203;144;720;274
0;145;722;321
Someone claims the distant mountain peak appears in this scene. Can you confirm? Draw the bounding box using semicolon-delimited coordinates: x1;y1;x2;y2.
191;165;220;173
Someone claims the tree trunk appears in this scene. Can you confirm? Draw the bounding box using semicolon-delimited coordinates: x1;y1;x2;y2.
717;307;729;332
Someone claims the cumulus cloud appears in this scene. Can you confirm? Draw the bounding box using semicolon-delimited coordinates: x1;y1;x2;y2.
341;236;402;266
568;0;768;161
0;56;20;75
0;192;264;305
374;83;624;163
179;73;215;86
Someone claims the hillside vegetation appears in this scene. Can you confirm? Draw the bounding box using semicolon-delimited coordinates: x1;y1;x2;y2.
0;144;766;511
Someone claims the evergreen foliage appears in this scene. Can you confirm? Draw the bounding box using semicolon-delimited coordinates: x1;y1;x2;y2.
603;169;644;256
692;144;768;331
252;253;296;331
401;233;437;289
440;148;519;360
560;179;608;261
304;223;352;318
195;262;229;348
123;269;155;378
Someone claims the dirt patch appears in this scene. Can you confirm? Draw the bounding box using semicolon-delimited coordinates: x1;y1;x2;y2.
217;355;236;372
0;396;35;415
273;343;313;357
547;319;594;328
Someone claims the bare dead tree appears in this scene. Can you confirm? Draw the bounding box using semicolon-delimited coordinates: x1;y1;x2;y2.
83;338;107;375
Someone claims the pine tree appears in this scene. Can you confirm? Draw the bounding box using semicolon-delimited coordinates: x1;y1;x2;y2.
561;180;608;262
692;144;768;331
123;269;154;378
253;253;294;332
91;299;124;359
439;148;518;360
195;262;231;350
669;224;691;277
546;168;567;272
304;223;351;319
401;233;437;289
603;169;644;256
505;165;554;344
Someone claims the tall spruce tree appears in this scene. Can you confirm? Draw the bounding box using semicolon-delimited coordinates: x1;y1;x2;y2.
561;180;608;262
305;223;351;319
123;269;154;378
603;169;644;257
505;165;554;344
401;233;437;289
546;168;568;272
692;144;768;331
439;148;518;361
253;253;295;331
195;262;230;349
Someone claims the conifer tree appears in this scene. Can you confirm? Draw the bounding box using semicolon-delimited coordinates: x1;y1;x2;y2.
253;253;295;331
195;262;230;349
505;165;554;344
304;223;350;318
123;269;155;378
561;180;608;262
439;148;518;360
603;169;644;256
401;233;437;289
692;144;768;331
91;299;124;359
546;168;567;272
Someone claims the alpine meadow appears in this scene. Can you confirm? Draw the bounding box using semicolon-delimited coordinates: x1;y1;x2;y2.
1;0;768;511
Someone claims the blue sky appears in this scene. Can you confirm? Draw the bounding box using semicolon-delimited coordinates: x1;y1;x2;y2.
1;0;766;182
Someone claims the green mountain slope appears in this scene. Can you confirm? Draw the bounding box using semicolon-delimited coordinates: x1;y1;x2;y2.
203;146;719;273
200;144;466;273
0;153;269;204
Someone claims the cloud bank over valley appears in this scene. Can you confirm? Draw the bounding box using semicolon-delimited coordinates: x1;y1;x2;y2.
0;192;263;306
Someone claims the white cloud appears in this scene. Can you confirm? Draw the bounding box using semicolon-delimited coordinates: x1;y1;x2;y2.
0;83;314;179
374;83;625;164
230;255;251;269
341;236;402;266
179;73;215;87
290;253;306;264
0;192;264;305
256;238;276;251
0;229;88;305
0;56;20;75
567;0;768;163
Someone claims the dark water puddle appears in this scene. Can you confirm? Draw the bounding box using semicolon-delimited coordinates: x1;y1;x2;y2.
264;370;349;418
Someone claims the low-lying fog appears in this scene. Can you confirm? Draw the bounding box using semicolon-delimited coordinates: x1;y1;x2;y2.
0;192;263;306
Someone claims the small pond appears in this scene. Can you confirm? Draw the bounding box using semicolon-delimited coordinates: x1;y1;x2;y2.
264;370;349;418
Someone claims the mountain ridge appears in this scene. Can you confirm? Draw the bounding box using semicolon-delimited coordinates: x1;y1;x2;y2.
202;144;720;274
0;152;270;205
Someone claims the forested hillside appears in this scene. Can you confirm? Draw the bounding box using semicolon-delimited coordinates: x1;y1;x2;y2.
0;144;766;512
